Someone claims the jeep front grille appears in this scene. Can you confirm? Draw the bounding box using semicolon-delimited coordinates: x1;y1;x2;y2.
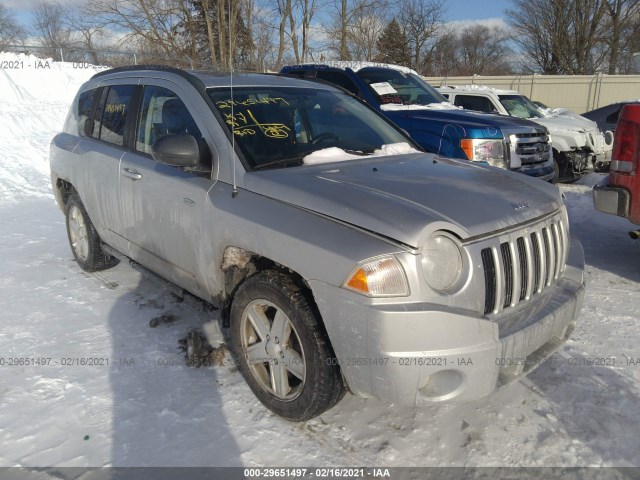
511;132;551;166
481;213;568;315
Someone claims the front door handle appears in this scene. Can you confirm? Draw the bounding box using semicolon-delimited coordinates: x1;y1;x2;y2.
121;168;142;180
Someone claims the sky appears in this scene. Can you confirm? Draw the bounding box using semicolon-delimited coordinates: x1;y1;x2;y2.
443;0;511;23
5;0;513;31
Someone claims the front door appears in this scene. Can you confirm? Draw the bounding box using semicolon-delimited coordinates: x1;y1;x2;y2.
118;84;213;295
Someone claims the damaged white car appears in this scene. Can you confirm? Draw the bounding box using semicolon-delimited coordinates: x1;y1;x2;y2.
438;85;613;181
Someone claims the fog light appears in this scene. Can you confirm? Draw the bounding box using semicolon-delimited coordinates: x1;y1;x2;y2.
420;370;464;399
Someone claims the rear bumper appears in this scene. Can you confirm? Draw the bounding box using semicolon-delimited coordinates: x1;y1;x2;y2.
593;176;630;218
310;236;585;405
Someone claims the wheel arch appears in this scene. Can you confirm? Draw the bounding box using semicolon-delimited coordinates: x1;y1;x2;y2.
55;178;77;207
219;247;348;391
219;246;320;328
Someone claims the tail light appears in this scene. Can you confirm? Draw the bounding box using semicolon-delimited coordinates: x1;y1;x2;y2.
610;105;640;174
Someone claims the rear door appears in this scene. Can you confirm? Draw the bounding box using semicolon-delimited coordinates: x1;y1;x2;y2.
118;82;214;295
72;84;137;253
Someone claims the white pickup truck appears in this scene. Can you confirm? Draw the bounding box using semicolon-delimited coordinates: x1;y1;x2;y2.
438;85;613;182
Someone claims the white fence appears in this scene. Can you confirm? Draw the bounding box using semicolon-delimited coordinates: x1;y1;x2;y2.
423;74;640;113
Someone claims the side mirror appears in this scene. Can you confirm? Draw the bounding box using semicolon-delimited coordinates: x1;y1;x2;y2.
151;134;201;167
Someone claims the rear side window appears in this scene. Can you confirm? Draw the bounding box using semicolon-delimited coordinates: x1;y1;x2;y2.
284;70;306;78
92;85;135;147
605;108;621;124
77;89;99;137
454;95;497;113
315;71;359;95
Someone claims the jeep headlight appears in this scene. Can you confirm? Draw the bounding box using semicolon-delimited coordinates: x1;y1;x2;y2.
422;235;463;292
343;256;410;297
461;139;506;168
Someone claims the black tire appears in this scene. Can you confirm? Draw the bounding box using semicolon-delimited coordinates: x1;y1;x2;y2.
64;193;116;272
551;158;560;184
228;270;345;421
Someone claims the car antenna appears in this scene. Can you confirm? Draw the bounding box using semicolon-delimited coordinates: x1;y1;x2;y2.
229;0;238;198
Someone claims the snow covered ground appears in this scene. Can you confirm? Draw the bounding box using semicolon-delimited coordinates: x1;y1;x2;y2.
1;54;640;469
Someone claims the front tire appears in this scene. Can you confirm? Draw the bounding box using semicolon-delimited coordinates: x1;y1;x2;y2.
551;157;560;184
228;271;345;421
64;193;116;272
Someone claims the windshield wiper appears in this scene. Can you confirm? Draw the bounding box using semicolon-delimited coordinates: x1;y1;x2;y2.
253;158;304;170
343;149;371;156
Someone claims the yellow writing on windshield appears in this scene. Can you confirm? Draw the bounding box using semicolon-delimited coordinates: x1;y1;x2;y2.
216;97;290;109
224;110;290;139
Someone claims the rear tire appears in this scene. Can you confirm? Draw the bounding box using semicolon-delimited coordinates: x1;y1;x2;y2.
64;193;116;272
228;270;345;421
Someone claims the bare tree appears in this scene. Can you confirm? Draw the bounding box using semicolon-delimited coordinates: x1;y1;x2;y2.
274;0;292;67
348;1;388;60
0;5;26;49
339;0;350;59
85;0;195;59
324;0;386;60
428;28;457;75
245;0;256;66
507;0;609;74
601;0;640;73
61;8;113;64
397;0;446;72
0;7;25;49
32;2;73;60
572;0;607;73
457;24;511;75
299;0;320;62
250;5;278;70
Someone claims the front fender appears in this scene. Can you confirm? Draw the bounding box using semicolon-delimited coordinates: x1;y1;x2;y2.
550;132;583;152
197;181;412;301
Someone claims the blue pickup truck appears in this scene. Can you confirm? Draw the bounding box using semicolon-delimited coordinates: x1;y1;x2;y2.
281;62;556;182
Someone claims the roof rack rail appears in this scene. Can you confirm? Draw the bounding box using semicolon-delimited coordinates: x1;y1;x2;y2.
91;64;196;81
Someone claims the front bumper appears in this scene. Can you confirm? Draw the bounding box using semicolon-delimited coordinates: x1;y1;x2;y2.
310;236;585;405
593;176;630;218
516;163;555;182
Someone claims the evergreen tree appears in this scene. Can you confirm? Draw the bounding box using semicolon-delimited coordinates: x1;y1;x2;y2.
376;19;410;66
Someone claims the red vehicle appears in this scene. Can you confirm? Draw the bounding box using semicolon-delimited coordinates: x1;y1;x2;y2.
593;104;640;237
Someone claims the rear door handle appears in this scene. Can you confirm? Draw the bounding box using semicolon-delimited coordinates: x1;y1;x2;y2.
121;168;142;180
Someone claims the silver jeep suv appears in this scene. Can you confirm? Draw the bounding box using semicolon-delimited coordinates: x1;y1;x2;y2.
50;67;585;421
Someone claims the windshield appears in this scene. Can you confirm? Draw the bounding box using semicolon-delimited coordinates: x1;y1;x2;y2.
356;68;448;106
207;86;413;170
498;94;544;119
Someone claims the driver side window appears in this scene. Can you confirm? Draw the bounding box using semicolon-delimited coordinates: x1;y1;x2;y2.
136;86;205;157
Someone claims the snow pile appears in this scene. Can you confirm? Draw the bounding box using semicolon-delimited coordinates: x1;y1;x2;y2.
321;60;419;75
539;107;589;122
381;102;461;111
0;52;105;204
439;84;505;93
303;142;420;165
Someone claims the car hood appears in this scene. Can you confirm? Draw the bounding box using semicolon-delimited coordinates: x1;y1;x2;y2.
385;108;543;131
244;153;562;248
533;115;599;133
